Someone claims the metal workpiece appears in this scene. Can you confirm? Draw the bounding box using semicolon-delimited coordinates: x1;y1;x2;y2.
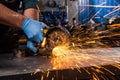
0;47;120;80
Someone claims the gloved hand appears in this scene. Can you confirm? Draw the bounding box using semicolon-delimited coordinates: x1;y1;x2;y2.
22;18;49;53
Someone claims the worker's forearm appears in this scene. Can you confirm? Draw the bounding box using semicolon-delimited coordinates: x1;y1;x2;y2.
24;8;39;20
0;4;27;28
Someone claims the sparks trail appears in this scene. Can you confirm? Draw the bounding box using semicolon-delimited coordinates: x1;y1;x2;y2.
34;26;120;79
43;45;120;80
69;22;120;48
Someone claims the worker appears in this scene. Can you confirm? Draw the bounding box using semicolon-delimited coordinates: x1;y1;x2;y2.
0;0;48;53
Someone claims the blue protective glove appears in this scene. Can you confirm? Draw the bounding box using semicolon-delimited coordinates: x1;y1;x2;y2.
22;18;49;53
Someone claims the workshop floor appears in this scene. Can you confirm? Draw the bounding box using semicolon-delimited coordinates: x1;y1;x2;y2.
0;47;120;80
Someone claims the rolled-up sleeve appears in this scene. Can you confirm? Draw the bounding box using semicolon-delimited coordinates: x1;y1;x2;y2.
23;0;38;9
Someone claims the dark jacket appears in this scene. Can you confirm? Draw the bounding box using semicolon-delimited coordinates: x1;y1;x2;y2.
0;0;38;11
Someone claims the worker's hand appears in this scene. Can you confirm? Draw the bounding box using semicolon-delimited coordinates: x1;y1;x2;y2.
21;18;49;53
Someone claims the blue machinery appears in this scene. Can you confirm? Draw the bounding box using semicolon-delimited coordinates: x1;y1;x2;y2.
40;0;68;26
41;10;67;25
78;0;120;24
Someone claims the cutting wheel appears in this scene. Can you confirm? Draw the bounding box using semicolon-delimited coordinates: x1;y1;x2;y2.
45;27;70;50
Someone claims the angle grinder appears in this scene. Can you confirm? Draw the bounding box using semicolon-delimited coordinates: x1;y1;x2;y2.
18;26;70;56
